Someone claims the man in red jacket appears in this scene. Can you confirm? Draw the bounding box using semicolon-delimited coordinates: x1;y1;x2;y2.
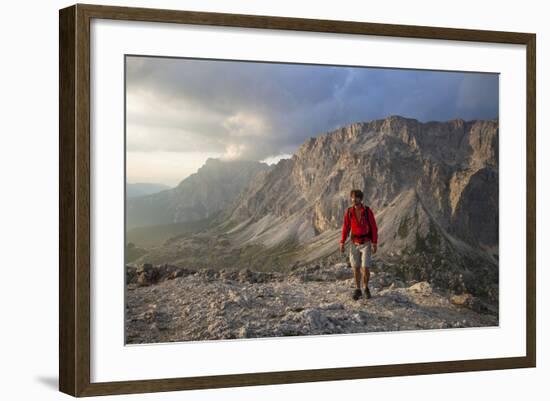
339;189;378;300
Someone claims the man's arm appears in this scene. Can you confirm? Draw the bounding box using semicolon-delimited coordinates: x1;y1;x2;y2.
367;207;378;244
340;210;350;244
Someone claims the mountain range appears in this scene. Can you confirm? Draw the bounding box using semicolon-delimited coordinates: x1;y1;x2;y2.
126;183;171;198
126;158;270;229
128;115;499;298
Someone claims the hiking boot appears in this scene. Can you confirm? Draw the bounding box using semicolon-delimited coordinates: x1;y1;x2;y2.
352;288;362;300
364;286;372;299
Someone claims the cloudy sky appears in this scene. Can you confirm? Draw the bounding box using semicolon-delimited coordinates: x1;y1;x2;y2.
126;56;498;187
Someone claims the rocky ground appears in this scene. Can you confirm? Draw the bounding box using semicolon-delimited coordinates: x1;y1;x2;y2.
125;262;498;344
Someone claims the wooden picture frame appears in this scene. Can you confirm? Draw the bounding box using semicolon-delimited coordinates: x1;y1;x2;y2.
59;3;536;397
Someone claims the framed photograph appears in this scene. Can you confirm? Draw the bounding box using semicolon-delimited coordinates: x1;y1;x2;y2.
59;3;536;397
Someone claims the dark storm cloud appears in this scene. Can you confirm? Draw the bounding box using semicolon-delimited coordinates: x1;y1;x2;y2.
126;56;498;161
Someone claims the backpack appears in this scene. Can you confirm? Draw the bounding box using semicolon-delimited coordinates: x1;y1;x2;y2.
347;205;371;239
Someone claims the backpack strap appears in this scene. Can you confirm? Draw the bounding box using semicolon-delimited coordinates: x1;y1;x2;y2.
363;205;371;231
347;206;353;222
348;205;370;221
348;205;371;236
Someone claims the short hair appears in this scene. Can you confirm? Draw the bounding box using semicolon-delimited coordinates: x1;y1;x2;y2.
350;189;364;199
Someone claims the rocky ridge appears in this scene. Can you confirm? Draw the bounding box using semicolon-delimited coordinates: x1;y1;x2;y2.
125;262;497;344
133;115;499;299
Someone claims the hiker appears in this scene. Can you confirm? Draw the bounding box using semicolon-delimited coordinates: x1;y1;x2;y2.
339;189;378;300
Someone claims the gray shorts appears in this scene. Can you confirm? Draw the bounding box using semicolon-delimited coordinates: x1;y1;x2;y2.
349;241;372;268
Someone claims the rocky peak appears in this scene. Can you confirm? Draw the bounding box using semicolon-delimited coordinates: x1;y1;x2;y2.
137;116;499;299
217;115;498;261
127;157;270;229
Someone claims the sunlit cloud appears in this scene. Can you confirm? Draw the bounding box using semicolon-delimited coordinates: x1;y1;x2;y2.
126;55;498;185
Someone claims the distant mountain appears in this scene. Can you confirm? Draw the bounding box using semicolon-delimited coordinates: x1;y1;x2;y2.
126;158;271;229
136;115;499;298
126;183;171;198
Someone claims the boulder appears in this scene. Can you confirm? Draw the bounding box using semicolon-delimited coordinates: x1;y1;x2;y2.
409;281;433;295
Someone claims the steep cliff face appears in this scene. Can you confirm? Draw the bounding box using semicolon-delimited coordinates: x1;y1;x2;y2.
136;115;499;297
126;158;270;229
215;115;498;259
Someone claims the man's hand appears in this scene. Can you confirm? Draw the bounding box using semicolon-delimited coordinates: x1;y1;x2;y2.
372;243;377;254
339;243;345;253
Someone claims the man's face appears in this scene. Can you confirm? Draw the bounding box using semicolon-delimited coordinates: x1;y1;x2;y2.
351;196;362;205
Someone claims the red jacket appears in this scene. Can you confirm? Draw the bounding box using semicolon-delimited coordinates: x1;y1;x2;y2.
340;204;378;245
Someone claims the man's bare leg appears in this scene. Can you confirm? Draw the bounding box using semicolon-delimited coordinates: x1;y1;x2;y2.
352;266;362;300
361;266;372;298
353;266;361;289
361;266;370;288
